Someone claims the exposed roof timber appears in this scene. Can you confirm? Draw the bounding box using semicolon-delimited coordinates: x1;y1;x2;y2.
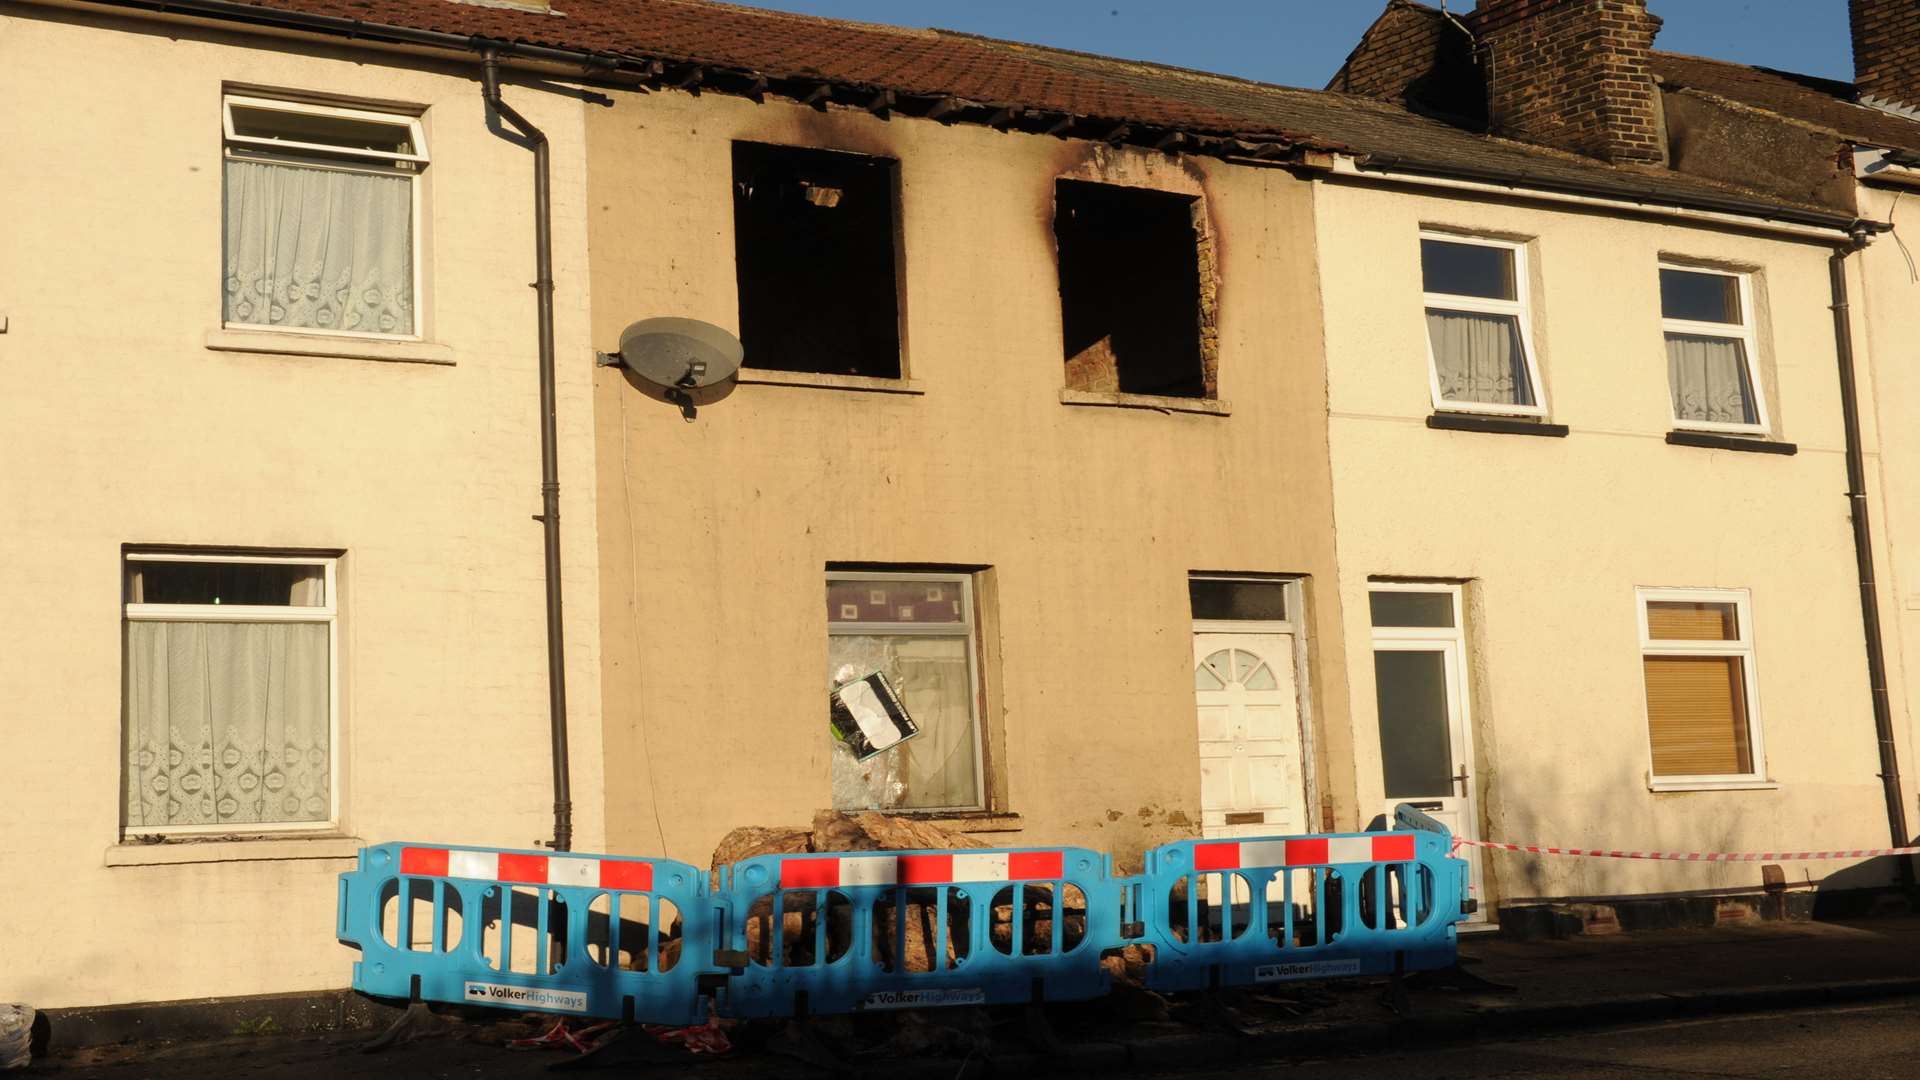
923;96;967;122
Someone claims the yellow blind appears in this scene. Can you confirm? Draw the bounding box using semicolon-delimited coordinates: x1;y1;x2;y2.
1644;655;1751;776
1646;601;1737;641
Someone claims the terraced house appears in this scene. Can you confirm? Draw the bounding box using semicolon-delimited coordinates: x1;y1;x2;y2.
3;0;1917;1012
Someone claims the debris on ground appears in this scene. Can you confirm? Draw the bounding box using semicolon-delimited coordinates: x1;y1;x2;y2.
1;1003;38;1070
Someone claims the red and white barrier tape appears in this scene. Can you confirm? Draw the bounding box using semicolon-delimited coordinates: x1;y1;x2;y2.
1453;836;1920;862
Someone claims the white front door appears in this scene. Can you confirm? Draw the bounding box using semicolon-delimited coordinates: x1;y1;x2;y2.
1368;584;1487;924
1193;632;1307;840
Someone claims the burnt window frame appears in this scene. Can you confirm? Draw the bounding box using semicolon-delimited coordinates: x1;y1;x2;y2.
730;140;907;381
1053;178;1217;401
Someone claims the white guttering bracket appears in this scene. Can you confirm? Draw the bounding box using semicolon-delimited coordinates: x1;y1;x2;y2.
1855;148;1920;189
1328;154;1859;242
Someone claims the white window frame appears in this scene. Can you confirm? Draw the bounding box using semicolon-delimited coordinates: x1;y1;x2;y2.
1636;586;1769;790
1658;263;1770;435
1420;231;1548;418
221;92;428;343
1366;583;1472;768
123;551;341;836
826;570;986;812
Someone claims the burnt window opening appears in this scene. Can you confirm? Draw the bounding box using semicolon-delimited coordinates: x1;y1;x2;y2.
1054;179;1212;399
732;141;902;379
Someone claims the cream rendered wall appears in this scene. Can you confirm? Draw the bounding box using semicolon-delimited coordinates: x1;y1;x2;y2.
1858;179;1920;846
0;8;603;1007
1313;179;1900;902
587;92;1352;868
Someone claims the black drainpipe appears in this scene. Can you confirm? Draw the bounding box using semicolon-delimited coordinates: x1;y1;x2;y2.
481;51;572;853
1830;228;1910;863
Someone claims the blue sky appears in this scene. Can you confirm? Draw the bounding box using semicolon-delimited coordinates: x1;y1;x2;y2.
738;1;1855;88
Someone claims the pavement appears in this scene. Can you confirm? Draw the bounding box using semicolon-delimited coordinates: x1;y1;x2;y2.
34;916;1920;1078
1156;997;1920;1078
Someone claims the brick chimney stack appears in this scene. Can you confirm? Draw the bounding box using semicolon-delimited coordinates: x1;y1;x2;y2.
1473;0;1666;164
1852;0;1920;112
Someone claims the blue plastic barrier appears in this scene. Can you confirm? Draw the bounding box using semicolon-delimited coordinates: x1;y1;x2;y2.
1136;805;1468;993
337;842;724;1024
716;846;1122;1016
337;813;1465;1022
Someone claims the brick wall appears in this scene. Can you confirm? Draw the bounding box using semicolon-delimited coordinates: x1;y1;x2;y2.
1330;1;1453;101
1326;1;1486;123
1474;0;1665;164
1852;0;1920;111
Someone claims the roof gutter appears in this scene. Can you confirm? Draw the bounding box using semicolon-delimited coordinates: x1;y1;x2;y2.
1330;153;1879;241
55;0;633;72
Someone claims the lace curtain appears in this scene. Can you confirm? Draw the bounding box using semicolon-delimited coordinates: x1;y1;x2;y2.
1426;309;1533;407
224;158;414;335
828;635;979;810
1667;333;1758;425
125;621;330;828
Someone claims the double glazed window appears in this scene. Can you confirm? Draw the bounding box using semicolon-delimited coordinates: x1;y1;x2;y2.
223;94;426;338
826;572;985;811
1660;265;1767;433
123;553;338;833
1638;589;1765;784
1420;233;1545;415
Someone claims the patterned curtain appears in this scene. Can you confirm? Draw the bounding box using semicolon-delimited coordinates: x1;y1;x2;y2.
124;621;330;828
1426;309;1533;407
224;158;414;336
1667;333;1757;425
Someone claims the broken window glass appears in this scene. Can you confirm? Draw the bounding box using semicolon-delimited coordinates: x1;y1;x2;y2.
827;574;983;811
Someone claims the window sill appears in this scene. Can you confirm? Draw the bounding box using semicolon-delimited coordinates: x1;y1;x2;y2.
734;369;924;394
1427;413;1569;438
105;834;363;867
1666;430;1797;455
1059;388;1230;416
880;811;1024;835
206;328;454;366
1648;779;1780;793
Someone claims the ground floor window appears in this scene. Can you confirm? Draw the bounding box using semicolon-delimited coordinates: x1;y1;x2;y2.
123;551;337;833
1638;588;1765;783
826;571;983;811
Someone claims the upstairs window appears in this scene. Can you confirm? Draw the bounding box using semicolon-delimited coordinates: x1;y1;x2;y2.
1638;588;1766;785
1055;180;1212;399
222;95;425;339
1660;265;1768;433
1421;233;1545;415
732;142;902;378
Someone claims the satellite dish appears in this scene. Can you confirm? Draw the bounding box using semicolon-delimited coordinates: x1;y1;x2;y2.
606;317;744;390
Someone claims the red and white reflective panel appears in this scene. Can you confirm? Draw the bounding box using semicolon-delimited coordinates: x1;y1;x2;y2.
1455;837;1920;862
1193;834;1417;872
399;847;654;891
779;850;1066;890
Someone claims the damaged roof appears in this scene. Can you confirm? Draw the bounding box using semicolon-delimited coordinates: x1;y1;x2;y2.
85;0;1867;226
1651;52;1920;156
